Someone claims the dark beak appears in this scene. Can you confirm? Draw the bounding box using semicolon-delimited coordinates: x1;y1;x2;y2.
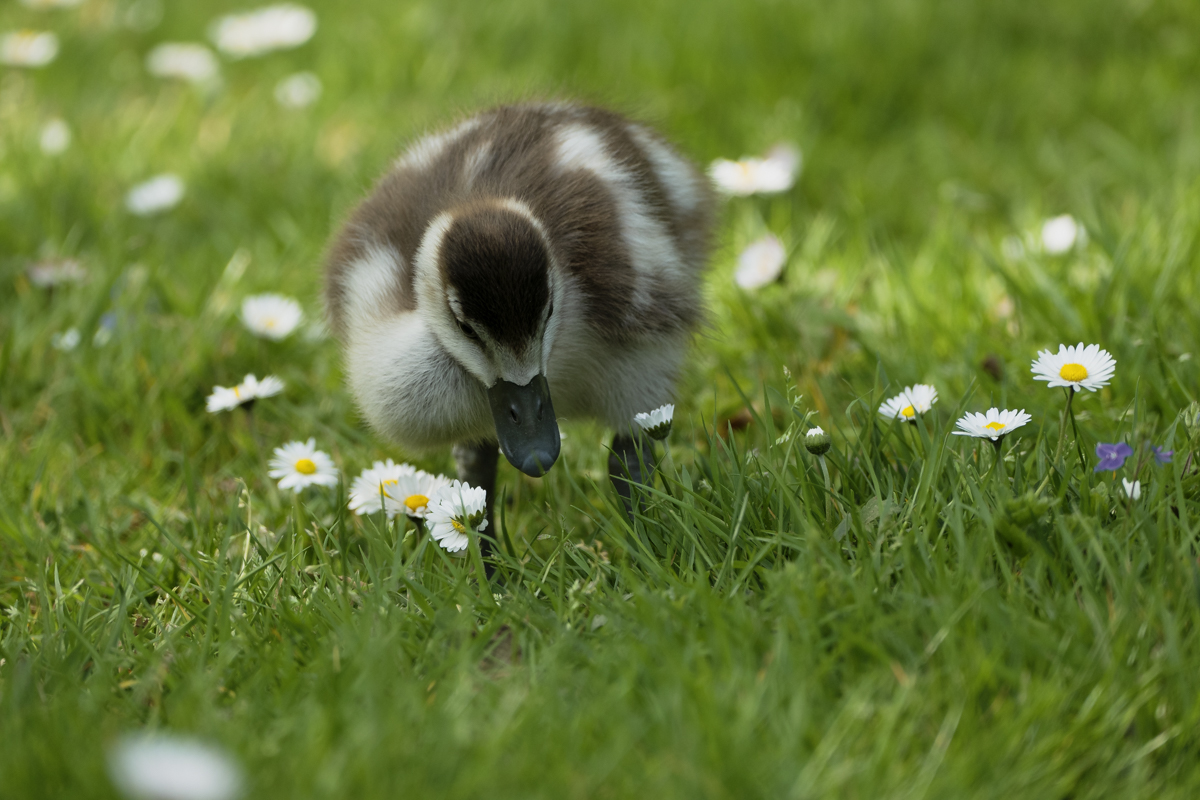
487;374;560;477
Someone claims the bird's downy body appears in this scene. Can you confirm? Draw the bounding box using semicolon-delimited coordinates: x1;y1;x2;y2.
325;102;712;506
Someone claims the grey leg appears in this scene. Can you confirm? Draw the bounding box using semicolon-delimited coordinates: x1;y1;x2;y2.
608;432;657;518
452;439;499;557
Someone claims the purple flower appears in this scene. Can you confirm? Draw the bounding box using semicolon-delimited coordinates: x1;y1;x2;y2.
1094;442;1133;472
1152;445;1173;465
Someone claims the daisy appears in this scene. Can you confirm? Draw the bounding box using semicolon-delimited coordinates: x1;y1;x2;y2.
734;234;786;290
274;71;321;108
804;426;831;456
634;404;674;440
210;4;317;59
427;480;488;553
39;118;70;155
1031;343;1115;393
241;294;303;340
1041;215;1079;255
51;328;80;351
26;258;85;287
0;31;59;67
146;43;220;84
709;143;801;196
952;408;1033;441
126;174;185;216
1122;478;1141;500
383;470;451;520
347;459;414;517
878;384;938;422
268;438;338;493
108;733;242;800
206;374;285;413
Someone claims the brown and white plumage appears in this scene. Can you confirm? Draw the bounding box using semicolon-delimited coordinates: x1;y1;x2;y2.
324;102;713;485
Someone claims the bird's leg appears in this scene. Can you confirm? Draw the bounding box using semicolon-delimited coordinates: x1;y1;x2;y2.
452;439;500;557
608;432;657;518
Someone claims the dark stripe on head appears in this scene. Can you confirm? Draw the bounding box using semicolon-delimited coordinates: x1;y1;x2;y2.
440;204;550;350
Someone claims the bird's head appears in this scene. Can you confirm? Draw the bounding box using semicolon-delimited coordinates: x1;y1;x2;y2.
414;198;562;477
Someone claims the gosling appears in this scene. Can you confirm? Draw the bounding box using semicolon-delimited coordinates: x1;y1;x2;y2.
324;102;713;535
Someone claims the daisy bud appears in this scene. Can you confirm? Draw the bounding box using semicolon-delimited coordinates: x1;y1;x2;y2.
633;404;674;441
804;426;831;456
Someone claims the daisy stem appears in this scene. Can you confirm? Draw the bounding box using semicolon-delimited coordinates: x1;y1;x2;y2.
818;455;833;526
468;528;497;608
1067;390;1088;474
1051;388;1074;467
991;438;1007;490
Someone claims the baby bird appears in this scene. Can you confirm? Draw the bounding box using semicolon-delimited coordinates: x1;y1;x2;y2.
325;102;713;533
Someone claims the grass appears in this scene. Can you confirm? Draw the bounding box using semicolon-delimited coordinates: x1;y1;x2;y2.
4;0;1200;796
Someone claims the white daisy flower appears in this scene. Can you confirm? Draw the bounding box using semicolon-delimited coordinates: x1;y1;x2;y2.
126;174;185;216
0;31;59;67
734;234;786;290
27;258;85;287
878;384;938;422
268;438;338;493
952;408;1033;441
1122;478;1141;501
634;404;674;440
348;459;415;517
51;328;80;351
383;470;451;520
241;294;303;340
1041;214;1079;255
1031;343;1115;393
274;71;321;108
107;733;242;800
709;143;801;196
210;4;317;59
427;480;488;553
39;118;70;155
205;374;285;413
146;43;220;84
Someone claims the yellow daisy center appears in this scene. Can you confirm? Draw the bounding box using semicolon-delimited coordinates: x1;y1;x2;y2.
294;458;317;475
378;478;398;497
405;494;428;511
233;386;241;397
264;318;277;328
901;405;916;418
1059;363;1088;382
451;519;466;533
984;422;1005;431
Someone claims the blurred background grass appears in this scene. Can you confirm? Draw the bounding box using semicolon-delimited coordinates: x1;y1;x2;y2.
4;0;1200;797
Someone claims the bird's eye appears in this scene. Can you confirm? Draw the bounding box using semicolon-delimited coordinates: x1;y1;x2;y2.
458;319;480;341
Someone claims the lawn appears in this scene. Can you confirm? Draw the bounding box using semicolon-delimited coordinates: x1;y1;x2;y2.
4;0;1200;797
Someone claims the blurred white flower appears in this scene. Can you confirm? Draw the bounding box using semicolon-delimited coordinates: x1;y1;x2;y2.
1041;214;1079;254
427;480;487;553
51;328;80;351
734;234;786;290
210;4;316;58
126;174;185;216
383;470;451;520
39;118;71;154
879;384;938;422
147;43;219;84
27;258;85;287
349;460;413;517
1;31;59;67
206;374;285;413
241;294;302;340
107;733;243;800
1122;478;1141;501
709;143;800;196
274;71;321;108
269;438;338;493
633;404;674;440
21;0;85;8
